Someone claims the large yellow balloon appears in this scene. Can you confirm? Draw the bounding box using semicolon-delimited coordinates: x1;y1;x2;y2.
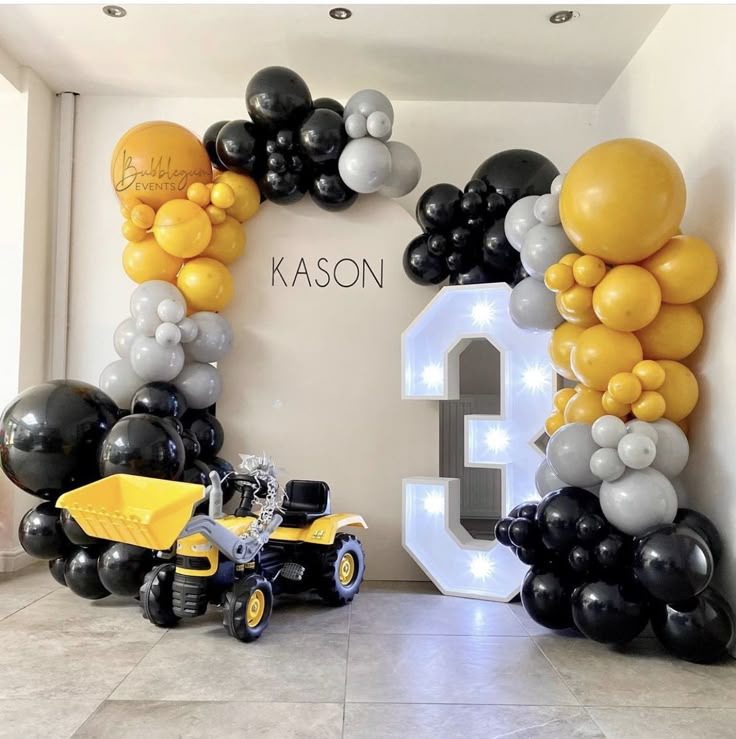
122;235;183;284
111;121;212;209
640;235;718;304
201;216;246;264
564;387;606;424
635;303;704;360
592;265;662;332
177;257;234;312
570;325;643;391
153;200;212;259
560;139;686;264
548;322;586;380
215;172;260;223
658;360;699;422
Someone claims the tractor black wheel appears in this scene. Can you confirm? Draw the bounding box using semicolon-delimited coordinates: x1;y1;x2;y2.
316;533;365;606
140;563;180;628
223;574;273;642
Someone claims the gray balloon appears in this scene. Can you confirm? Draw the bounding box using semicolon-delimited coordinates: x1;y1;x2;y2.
590;447;625;483
345;112;367;139
113;317;138;359
130;281;186;336
378;141;422;199
366;111;392;141
338;138;392;194
129;335;184;382
184;312;234;363
504;196;539;251
535;459;567;494
650;419;689;478
520;224;576;279
99;358;143;409
546;422;600;488
344;89;394;123
155;322;182;348
533;193;561;226
174;362;222;409
178;317;199;344
509;277;563;332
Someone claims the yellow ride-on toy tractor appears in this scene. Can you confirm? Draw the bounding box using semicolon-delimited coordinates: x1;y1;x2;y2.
56;456;366;642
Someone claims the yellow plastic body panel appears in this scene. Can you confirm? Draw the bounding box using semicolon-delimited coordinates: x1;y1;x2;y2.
268;514;368;545
56;475;205;550
176;515;257;576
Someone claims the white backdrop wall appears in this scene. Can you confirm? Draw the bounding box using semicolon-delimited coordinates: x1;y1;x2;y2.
594;5;736;614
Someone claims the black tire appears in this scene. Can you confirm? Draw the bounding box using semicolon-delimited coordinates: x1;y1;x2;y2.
316;533;365;606
223;574;273;642
140;563;180;628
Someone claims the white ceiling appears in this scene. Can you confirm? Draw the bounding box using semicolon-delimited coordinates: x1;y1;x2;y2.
0;4;667;103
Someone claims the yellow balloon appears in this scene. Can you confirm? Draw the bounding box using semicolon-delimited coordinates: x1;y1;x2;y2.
641;235;718;304
211;183;236;209
177;257;234;312
632;360;666;390
130;203;155;230
564;387;606;424
608;372;642;404
122;235;183;284
573;255;607;288
215;172;260;223
555;292;599;327
187;182;211;208
545;411;565;436
153;200;212;259
571;325;643;391
602;392;631;418
560;253;581;267
206;204;227;225
635;303;703;360
658;360;699;422
592;265;662;332
545;263;574;292
200;216;246;265
632;391;666;422
553;388;576;413
122;219;147;242
559;285;593;314
548;322;586;380
560;138;685;264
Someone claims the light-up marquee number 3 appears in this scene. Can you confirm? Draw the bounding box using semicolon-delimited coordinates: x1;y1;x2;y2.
402;284;553;601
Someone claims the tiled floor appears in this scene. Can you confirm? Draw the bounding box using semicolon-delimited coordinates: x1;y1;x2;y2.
1;564;735;738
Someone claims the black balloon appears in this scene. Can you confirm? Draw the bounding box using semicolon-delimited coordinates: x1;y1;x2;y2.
181;430;201;465
182;459;211;486
651;588;735;664
427;233;448;257
674;508;723;567
510;261;530;287
131;382;187;419
18;503;67;560
516;502;538;521
185;413;224;461
482;221;518;272
163;416;185;437
203;120;229;170
313;97;344;116
508;518;539;549
0;380;118;501
208;456;236;504
576;513;608;545
260;166;307;205
416;184;463;232
98;414;185;480
98;543;153;597
595;533;630;572
65;548;109;600
446;249;479;276
48;556;67;586
536;487;601;552
453;263;496;285
310;171;358;212
494;517;513;546
216;120;264;177
571;580;650;644
568;545;595;576
521;567;574;630
517;547;543;566
472;149;559;205
403;235;450;285
60;508;98;547
299;108;347;164
246;66;313;130
633;524;714;602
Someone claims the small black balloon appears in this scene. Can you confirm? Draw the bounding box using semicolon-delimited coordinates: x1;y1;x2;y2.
310;171;358;212
516;502;538;521
450;226;474;250
60;508;98;547
674;508;723;567
48;557;67;587
260;168;307;205
208;457;236;505
485;192;507;219
464;178;489;197
508;504;524;518
131;382;188;419
568;545;595;576
313;97;344;116
472;149;559;205
494;517;513;547
185;413;224;461
98;543;153;597
482;221;518;272
536;487;602;552
461;191;484;217
446;249;478;275
595;533;630;571
181;430;201;465
416;184;463;232
163;416;184;437
517;547;542;566
65;548;109;600
521;567;574;630
215;120;263;177
508;518;539;549
403;234;450;286
453;263;495;285
203;120;229;170
427;233;448;257
246;66;313;130
651;588;736;664
299;108;347;165
18;503;67;560
182;459;211;486
576;513;608;545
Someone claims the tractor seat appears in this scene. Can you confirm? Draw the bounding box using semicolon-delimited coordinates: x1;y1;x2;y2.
281;480;331;527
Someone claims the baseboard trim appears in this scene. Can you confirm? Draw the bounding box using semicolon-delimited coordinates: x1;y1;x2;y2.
0;548;34;573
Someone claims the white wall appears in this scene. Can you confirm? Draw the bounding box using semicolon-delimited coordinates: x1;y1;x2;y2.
595;6;736;611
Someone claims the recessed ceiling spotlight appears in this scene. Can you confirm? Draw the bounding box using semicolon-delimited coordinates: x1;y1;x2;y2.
549;10;579;24
329;7;352;20
102;5;127;18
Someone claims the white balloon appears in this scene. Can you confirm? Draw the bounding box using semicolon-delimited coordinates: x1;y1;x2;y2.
157;298;185;324
618;432;657;469
535;459;567;494
155;322;182;347
520;223;576;279
546;422;600;488
131;281;186;337
344;89;394;123
600;467;678;536
136;314;161;337
592;415;627;449
178;317;199;344
650;419;689;479
551;174;565;195
338;138;392;194
345;112;367;139
184;312;233;363
533;193;561;226
174;362;222;409
625;419;659;444
129;335;184;382
366;111;392;140
99;359;143;409
378;142;422;199
113;317;138;359
504;196;540;251
590;447;626;482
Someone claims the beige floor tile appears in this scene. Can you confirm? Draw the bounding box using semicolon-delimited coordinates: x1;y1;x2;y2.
361;580;437;594
588;707;736;738
346;633;578;705
73;700;344;738
0;562;57;593
110;630;348;702
344;703;603;739
350;591;527;636
0;591;52;621
536;636;736;708
0;699;100;739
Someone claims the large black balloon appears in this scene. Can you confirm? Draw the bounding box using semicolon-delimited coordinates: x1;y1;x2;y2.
246;66;313;130
652;588;735;663
60;508;98;547
299;108;347;165
98;543;153;597
208;456;236;505
403;234;450;286
472;149;559;205
536;487;601;552
416;184;463;232
182;459;211;486
313;97;344;116
185;412;224;461
0;380;118;501
571;580;650;644
203;120;229;171
98;414;185;480
215;120;263;177
49;557;67;587
675;508;723;567
131;382;187;419
521;567;574;630
310;171;358;212
18;503;67;560
633;524;714;602
65;548;109;600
